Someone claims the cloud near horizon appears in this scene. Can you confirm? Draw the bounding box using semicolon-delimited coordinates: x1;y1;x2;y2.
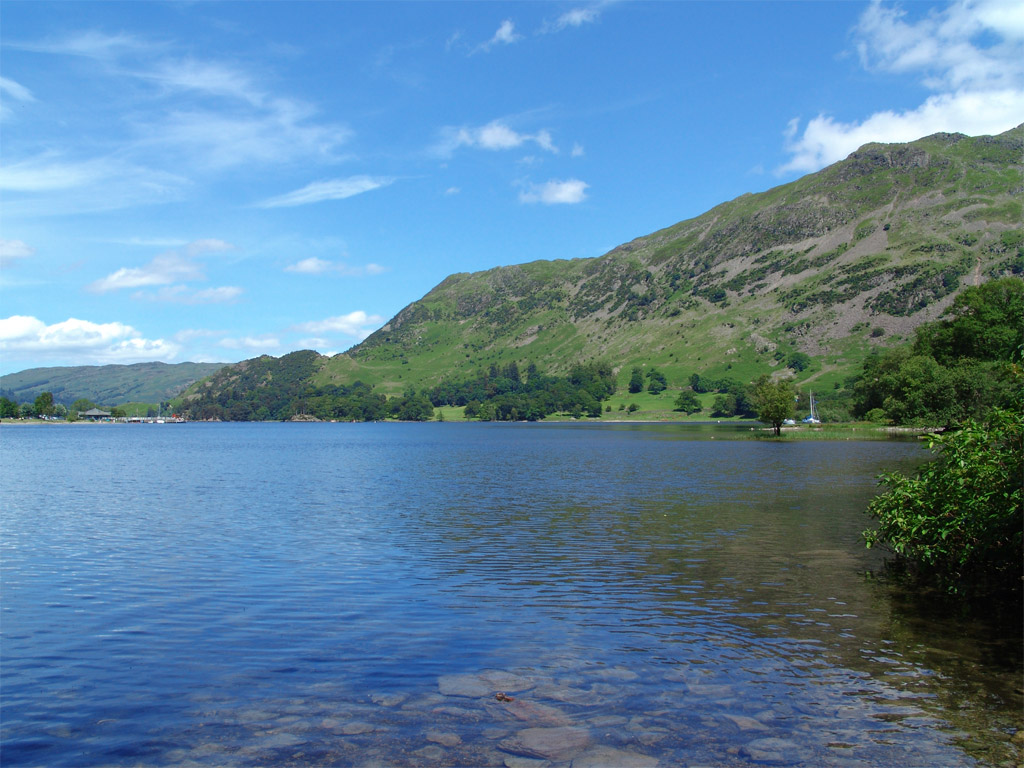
0;315;180;364
779;0;1024;174
290;311;385;340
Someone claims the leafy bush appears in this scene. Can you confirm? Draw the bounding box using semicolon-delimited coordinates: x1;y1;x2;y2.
864;402;1023;596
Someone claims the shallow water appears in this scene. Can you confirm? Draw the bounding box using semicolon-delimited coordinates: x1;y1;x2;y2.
1;422;1020;766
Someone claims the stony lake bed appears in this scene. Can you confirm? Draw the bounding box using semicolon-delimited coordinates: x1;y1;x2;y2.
2;422;1020;767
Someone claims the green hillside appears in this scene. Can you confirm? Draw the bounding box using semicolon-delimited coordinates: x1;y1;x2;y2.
184;125;1022;414
1;361;227;408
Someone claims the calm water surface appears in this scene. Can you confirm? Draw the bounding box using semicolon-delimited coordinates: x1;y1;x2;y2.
1;422;1020;767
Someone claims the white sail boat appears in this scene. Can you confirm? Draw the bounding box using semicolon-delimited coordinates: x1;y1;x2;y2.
803;391;821;424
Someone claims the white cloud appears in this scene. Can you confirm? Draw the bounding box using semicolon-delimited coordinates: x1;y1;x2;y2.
285;257;333;274
474;19;522;53
88;239;236;294
519;178;589;204
571;143;585;157
543;6;601;33
290;311;385;340
257;175;395;208
781;89;1024;173
219;335;281;351
0;315;179;364
780;0;1024;174
437;120;559;157
0;239;35;268
284;257;389;276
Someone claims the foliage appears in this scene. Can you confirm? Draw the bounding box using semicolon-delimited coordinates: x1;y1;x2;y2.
430;360;615;421
628;367;644;394
864;401;1023;596
751;376;796;435
913;277;1023;364
786;352;811;372
673;390;702;414
646;368;667;394
851;278;1023;426
33;391;56;417
0;396;19;418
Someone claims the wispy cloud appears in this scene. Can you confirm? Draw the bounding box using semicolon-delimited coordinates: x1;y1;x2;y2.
6;30;352;191
780;0;1024;174
134;285;243;304
474;19;522;54
8;30;152;60
0;239;36;268
256;175;395;208
88;239;235;294
219;335;281;352
284;257;388;276
0;76;35;120
519;178;589;204
540;4;607;34
0;153;190;216
0;315;180;364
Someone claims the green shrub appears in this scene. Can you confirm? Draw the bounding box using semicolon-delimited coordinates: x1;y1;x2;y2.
864;402;1023;596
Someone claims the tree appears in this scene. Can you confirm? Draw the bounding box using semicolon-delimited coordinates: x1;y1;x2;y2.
646;368;667;394
711;393;737;418
34;391;56;418
0;397;19;418
786;352;811;372
752;375;795;435
673;390;702;414
628;367;644;394
864;402;1023;596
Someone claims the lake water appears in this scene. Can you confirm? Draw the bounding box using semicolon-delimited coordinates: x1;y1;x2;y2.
1;422;1020;767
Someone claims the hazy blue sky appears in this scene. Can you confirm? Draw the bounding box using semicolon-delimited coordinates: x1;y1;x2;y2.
2;0;1021;373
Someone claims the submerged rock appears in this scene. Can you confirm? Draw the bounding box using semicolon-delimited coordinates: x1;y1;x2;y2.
499;726;591;761
738;737;804;765
439;669;535;699
570;745;660;767
340;721;376;735
426;730;462;747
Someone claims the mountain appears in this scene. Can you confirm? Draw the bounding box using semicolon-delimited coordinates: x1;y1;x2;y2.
187;125;1022;409
0;361;227;407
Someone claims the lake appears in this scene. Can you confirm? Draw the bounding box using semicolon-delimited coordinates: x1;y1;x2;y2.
1;422;1020;767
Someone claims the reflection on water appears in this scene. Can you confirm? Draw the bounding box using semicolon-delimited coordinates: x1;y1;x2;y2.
1;422;1020;767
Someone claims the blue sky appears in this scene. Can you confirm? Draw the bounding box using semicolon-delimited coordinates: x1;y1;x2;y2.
1;0;1021;374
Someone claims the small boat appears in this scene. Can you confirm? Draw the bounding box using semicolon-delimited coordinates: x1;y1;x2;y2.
803;391;821;424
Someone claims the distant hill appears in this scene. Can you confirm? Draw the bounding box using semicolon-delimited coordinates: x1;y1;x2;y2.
1;362;227;407
184;125;1022;413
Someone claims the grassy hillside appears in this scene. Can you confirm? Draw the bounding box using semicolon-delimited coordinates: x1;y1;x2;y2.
1;361;227;407
334;125;1021;394
186;125;1022;407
